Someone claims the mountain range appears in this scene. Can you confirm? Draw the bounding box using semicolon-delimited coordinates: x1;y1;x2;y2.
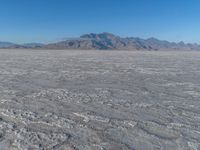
1;32;200;50
0;42;44;49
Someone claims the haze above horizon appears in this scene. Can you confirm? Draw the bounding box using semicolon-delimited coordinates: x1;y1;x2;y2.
0;0;200;44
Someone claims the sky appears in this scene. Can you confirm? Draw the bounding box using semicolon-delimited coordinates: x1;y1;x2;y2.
0;0;200;44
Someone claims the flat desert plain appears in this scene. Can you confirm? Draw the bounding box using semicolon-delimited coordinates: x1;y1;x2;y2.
0;50;200;150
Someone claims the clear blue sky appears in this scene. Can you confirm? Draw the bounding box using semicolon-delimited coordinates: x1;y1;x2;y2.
0;0;200;43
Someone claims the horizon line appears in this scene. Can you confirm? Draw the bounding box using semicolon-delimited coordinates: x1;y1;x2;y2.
0;32;200;45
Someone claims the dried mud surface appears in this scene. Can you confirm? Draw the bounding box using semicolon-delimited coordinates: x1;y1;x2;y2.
0;50;200;150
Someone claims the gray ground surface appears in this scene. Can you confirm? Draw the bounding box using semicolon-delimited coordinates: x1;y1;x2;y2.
0;50;200;150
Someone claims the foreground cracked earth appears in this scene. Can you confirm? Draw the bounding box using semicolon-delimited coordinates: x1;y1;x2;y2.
0;50;200;150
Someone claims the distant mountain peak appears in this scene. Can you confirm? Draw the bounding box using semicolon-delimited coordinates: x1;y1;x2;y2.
147;37;160;41
80;32;119;40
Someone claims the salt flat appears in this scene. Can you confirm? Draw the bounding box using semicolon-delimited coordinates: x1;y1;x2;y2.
0;50;200;150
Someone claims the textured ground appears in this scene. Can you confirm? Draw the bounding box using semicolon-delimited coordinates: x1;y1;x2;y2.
0;50;200;150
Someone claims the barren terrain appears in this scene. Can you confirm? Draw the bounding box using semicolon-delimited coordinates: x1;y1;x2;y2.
0;50;200;150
